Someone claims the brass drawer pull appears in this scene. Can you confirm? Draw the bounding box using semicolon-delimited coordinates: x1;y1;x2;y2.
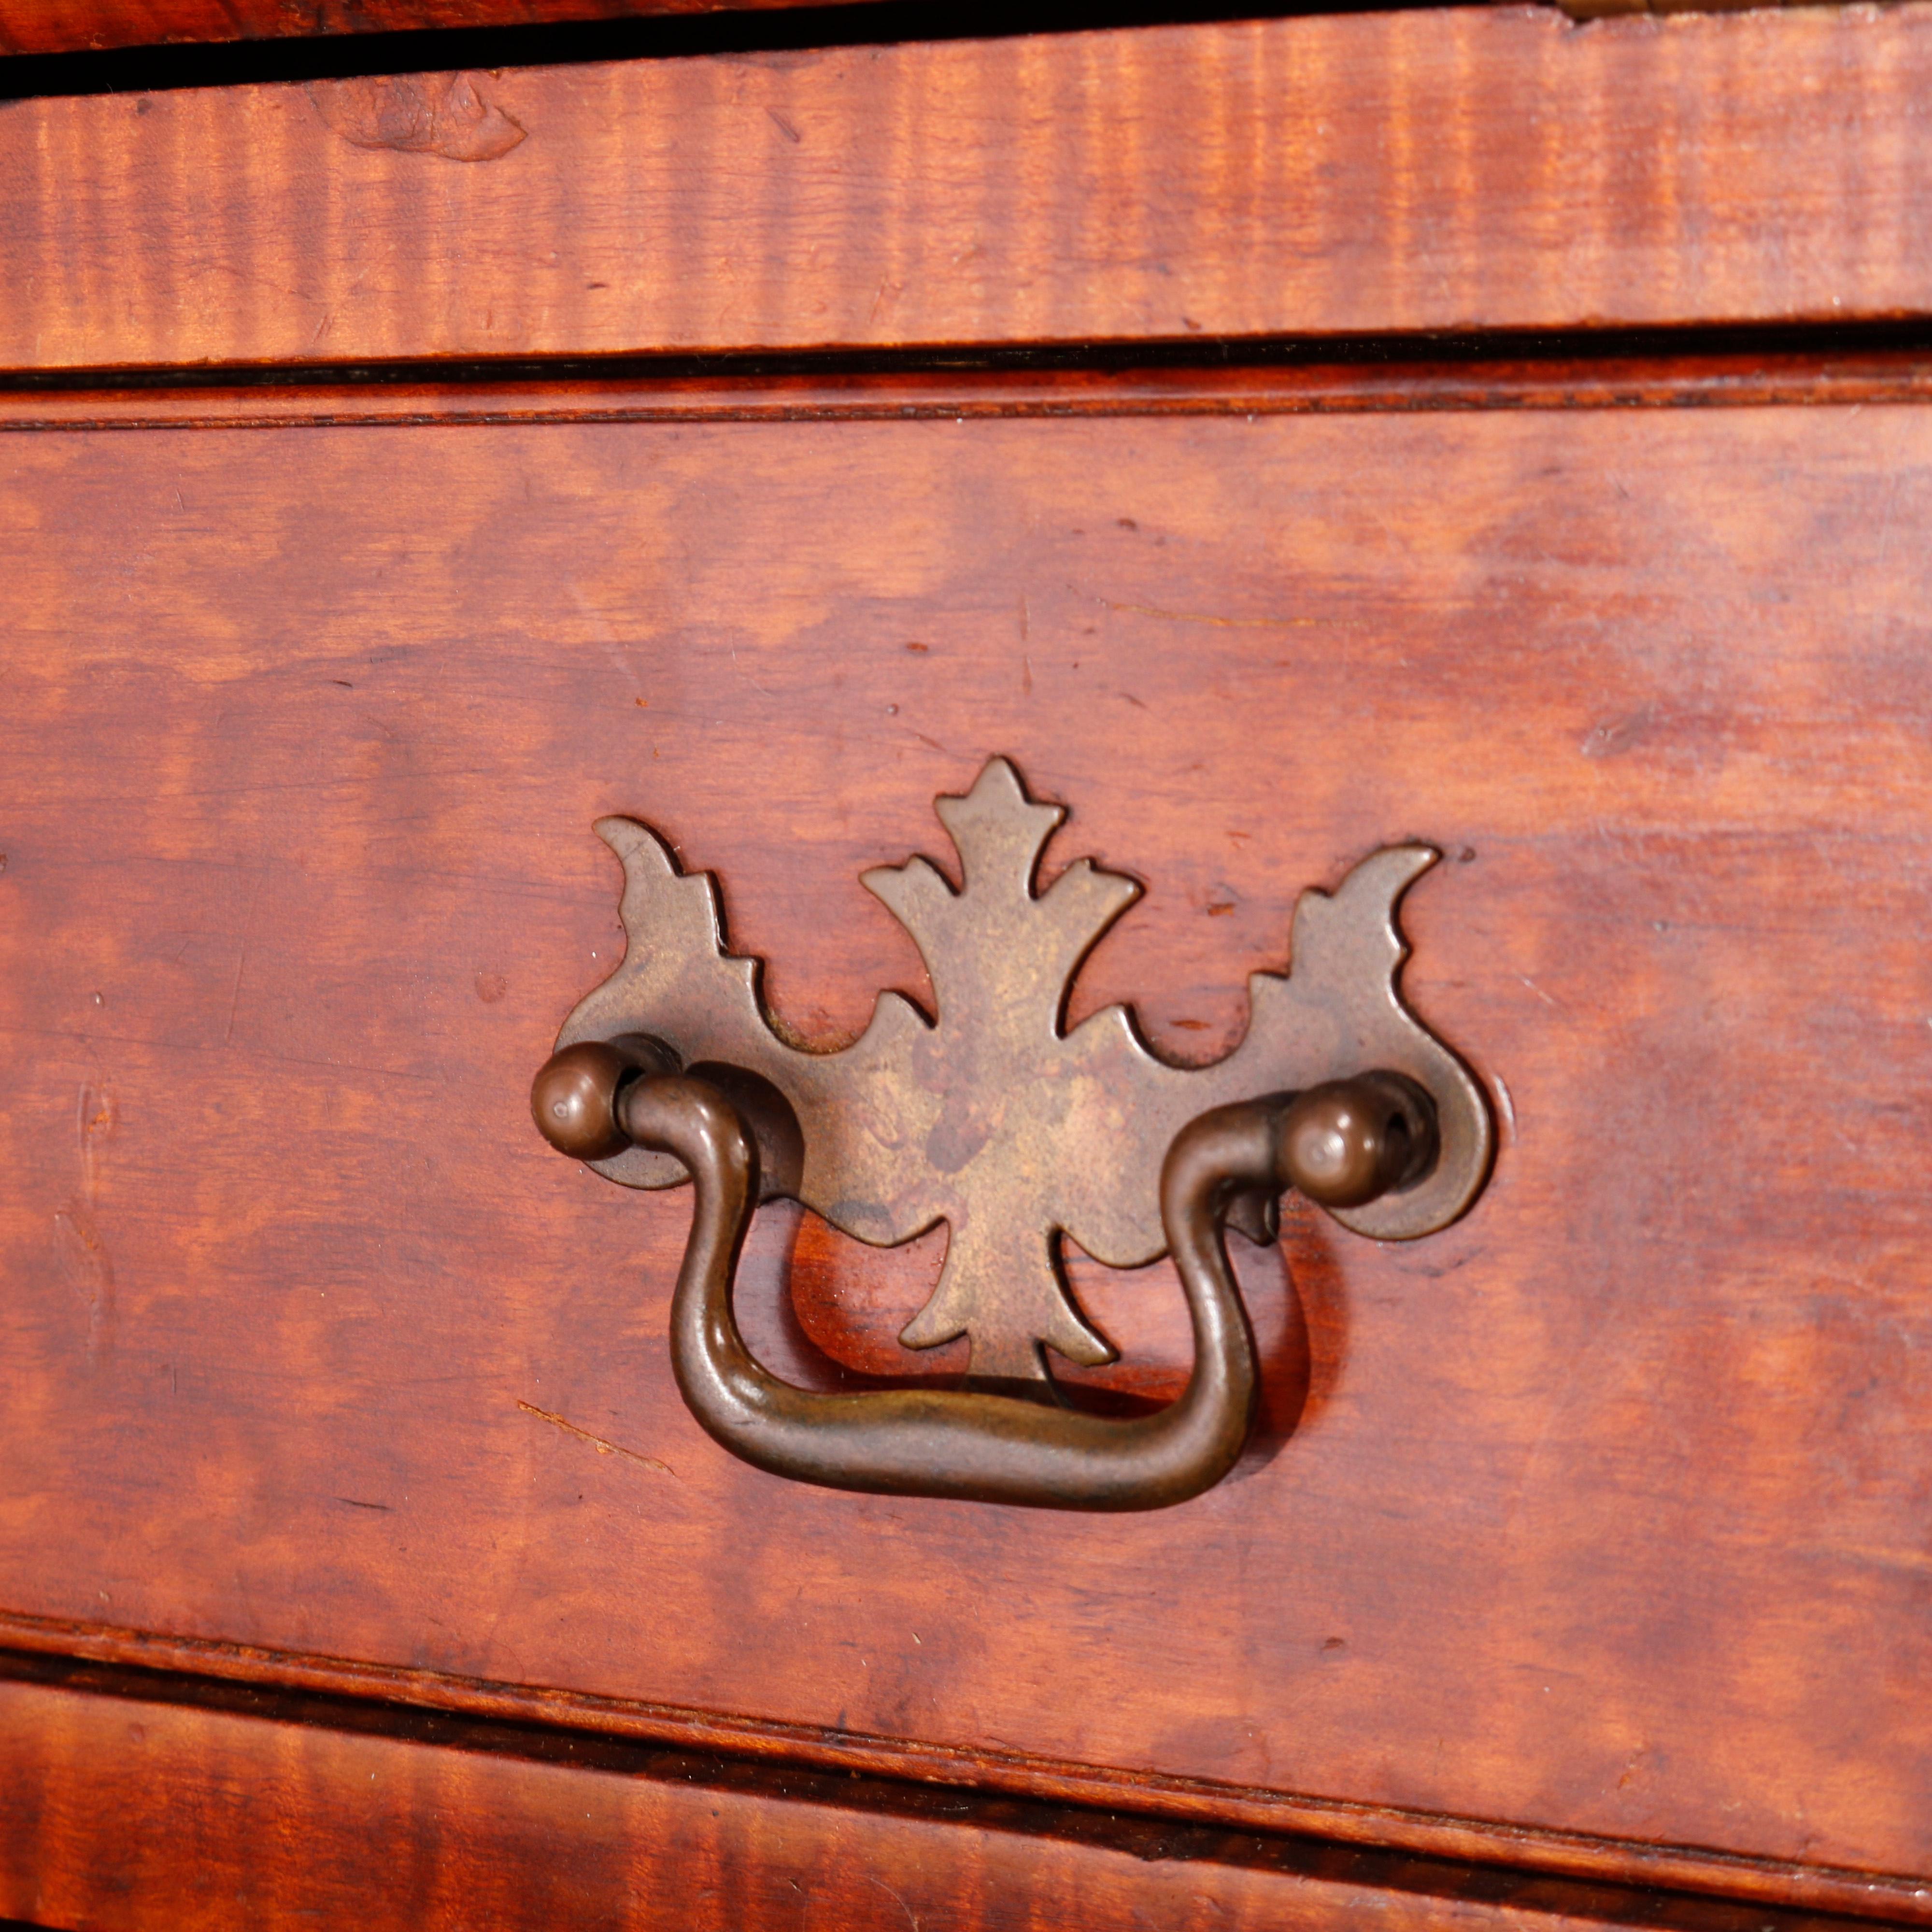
531;756;1491;1507
532;1059;1432;1510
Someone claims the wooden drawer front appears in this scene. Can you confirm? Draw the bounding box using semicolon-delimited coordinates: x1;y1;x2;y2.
10;8;1932;367
2;391;1929;1910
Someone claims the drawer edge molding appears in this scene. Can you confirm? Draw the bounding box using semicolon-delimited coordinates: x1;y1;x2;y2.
9;353;1932;433
0;1608;1923;1925
0;1654;1901;1932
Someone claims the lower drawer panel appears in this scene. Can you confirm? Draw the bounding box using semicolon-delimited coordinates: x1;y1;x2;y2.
1;390;1929;1899
0;1654;1890;1932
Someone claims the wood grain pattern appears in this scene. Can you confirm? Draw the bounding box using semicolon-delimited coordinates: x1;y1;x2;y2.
9;6;1932;369
4;386;1932;1912
0;1654;1900;1932
5;1601;1928;1927
0;0;841;60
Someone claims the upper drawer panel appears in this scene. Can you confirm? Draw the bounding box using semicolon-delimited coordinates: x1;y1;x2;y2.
8;6;1932;369
1;389;1930;1902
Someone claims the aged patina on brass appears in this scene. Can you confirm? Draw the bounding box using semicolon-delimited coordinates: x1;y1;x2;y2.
537;1065;1448;1509
531;756;1492;1507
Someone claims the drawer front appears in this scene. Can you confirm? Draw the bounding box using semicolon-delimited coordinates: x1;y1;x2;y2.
10;12;1932;366
3;393;1929;1902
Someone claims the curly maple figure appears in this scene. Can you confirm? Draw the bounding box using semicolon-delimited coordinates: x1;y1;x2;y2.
556;758;1490;1385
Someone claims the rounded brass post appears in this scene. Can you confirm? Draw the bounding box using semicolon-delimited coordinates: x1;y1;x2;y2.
1277;1073;1438;1210
530;1035;677;1162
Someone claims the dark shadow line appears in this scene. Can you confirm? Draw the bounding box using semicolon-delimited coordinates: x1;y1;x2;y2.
0;0;1541;103
10;318;1932;394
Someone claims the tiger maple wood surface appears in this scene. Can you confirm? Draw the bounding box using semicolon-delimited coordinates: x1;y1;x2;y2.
0;1664;1885;1932
3;396;1932;1898
8;5;1932;367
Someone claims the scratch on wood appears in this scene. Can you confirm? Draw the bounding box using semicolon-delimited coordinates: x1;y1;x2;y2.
76;1082;115;1198
58;1081;119;1364
517;1400;675;1474
54;1205;115;1364
863;1873;922;1932
224;872;264;1048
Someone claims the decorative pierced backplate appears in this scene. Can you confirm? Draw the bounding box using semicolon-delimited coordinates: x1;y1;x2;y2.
558;758;1490;1384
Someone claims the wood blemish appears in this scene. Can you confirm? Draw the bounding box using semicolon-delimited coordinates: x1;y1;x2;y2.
1579;706;1656;759
56;1083;119;1365
54;1206;114;1366
307;73;526;163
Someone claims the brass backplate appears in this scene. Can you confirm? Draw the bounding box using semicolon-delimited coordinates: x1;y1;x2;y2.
557;758;1491;1384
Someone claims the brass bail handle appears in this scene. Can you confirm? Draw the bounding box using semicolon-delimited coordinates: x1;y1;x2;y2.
530;1046;1438;1511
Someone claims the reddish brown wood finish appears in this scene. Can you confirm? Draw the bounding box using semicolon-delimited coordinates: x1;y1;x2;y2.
5;1595;1928;1928
8;7;1932;369
0;0;1835;61
0;0;841;60
0;1655;1894;1932
3;380;1932;1919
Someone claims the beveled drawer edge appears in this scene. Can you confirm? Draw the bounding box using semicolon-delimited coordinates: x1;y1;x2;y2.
6;353;1932;432
0;1608;1923;1926
1;1650;1895;1932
